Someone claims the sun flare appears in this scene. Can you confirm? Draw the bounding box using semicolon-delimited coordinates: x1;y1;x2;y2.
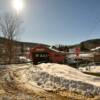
12;0;24;13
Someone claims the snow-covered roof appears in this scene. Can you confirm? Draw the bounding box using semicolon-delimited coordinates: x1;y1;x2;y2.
79;53;94;58
49;46;60;52
68;53;93;58
91;46;100;51
49;46;65;54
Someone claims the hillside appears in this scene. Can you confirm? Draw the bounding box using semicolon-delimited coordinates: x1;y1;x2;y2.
0;37;48;48
80;39;100;51
0;37;100;51
68;39;100;51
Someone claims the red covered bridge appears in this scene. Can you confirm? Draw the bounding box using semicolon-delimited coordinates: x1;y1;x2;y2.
30;45;66;64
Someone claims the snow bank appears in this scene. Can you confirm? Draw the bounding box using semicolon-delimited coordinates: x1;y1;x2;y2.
7;63;100;97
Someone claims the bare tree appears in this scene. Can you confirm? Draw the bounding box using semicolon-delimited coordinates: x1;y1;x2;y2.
0;13;22;63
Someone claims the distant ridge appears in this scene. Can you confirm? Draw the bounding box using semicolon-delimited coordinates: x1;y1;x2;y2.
0;37;100;51
67;38;100;51
80;38;100;51
0;37;48;47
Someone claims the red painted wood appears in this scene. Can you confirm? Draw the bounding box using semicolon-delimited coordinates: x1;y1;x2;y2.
29;45;65;64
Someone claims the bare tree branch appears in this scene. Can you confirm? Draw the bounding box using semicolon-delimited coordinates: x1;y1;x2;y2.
0;13;23;63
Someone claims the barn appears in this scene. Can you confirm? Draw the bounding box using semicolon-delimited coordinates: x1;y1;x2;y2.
30;45;66;64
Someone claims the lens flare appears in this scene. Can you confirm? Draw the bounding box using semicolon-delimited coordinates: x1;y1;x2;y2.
12;0;24;13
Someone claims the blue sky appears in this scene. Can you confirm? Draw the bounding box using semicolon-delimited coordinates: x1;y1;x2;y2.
0;0;100;45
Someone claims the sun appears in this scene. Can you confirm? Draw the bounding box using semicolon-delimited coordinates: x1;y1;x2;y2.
12;0;24;14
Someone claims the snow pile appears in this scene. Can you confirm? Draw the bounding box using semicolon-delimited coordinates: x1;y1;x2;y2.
7;63;100;97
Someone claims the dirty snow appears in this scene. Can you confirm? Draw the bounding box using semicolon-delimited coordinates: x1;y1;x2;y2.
6;63;100;97
3;63;100;95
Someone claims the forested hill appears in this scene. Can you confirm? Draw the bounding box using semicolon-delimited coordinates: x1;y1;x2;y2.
0;37;100;51
80;39;100;51
68;39;100;51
